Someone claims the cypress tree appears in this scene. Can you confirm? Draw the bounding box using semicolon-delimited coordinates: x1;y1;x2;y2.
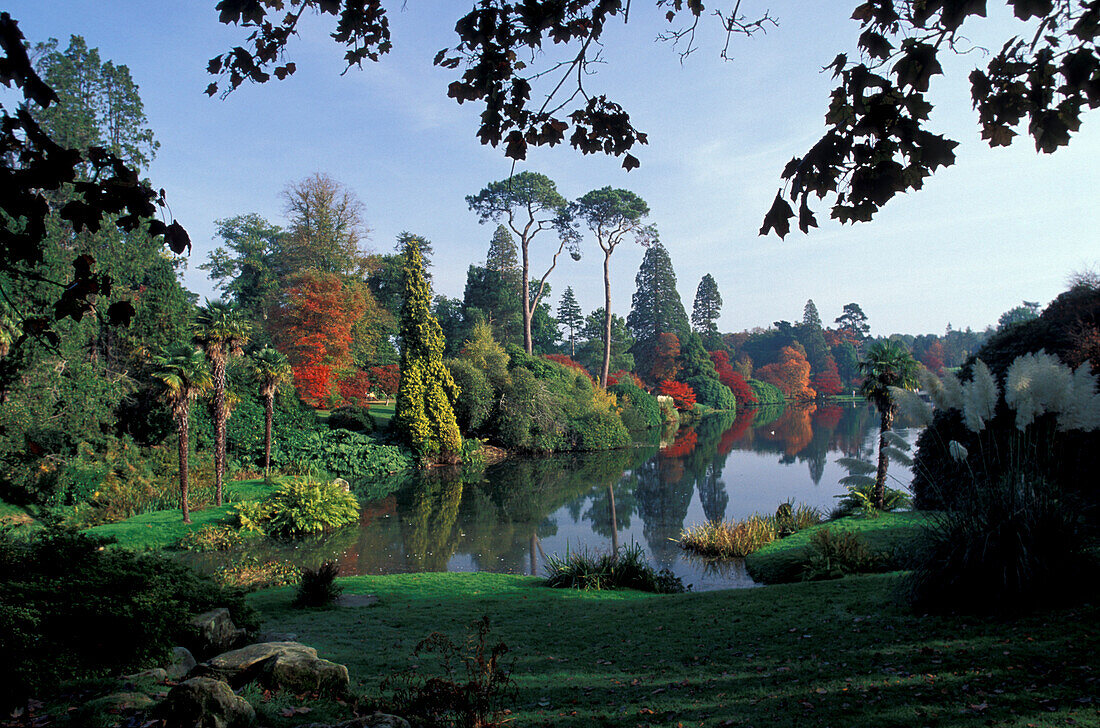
395;237;462;461
486;224;519;275
691;274;723;336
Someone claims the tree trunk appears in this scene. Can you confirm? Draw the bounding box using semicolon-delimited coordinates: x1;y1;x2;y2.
212;355;226;506
873;407;895;510
601;250;613;388
521;242;533;354
263;392;274;479
608;482;619;557
178;407;191;524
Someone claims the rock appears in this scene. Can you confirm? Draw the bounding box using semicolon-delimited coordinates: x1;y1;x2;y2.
169;646;198;680
255;631;299;643
194;642;349;696
191;608;247;656
299;715;411;728
77;691;156;723
333;477;351;491
123;667;168;682
159;677;255;728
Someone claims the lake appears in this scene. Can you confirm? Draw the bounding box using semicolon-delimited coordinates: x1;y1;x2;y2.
187;402;920;590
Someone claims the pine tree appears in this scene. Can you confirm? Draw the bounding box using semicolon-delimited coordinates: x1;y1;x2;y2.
835;302;871;346
486;224;519;275
691;274;723;338
395;237;462;461
557;286;583;356
798;298;832;376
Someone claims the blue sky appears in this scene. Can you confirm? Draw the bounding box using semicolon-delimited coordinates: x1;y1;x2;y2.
8;2;1099;336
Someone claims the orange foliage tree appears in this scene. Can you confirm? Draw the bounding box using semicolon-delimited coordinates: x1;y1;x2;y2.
369;364;400;399
919;339;946;375
269;270;365;406
649;333;681;383
659;379;696;410
812;355;844;396
757;346;816;401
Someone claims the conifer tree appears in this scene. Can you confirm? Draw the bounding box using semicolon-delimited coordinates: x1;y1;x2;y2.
557;286;583;357
691;274;723;340
485;224;519;276
798;298;832;377
627;243;690;380
395;237;462;461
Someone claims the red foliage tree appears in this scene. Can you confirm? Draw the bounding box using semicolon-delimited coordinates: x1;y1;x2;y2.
369;364;401;398
662;428;698;458
649;333;681;383
757;346;816;400
711;350;757;405
919;340;946;375
543;353;595;382
269;270;365;406
337;370;373;406
659;379;696;410
811;355;844;396
606;370;645;388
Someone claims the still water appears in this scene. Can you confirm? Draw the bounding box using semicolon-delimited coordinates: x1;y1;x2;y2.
194;403;919;590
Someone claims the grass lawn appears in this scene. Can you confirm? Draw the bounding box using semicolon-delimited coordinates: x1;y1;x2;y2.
367;402;395;428
745;512;930;584
88;479;274;550
249;571;1099;728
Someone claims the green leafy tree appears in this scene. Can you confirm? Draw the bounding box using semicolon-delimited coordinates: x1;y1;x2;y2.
998;300;1041;331
395;237;462;460
691;274;723;345
835;303;870;347
201;214;283;322
557;286;584;357
280;172;368;276
572;186;654;386
466;171;579;354
627;243;690;381
193;301;252;505
151;343;212;523
577;308;634;377
250;347;293;478
858;340;919;510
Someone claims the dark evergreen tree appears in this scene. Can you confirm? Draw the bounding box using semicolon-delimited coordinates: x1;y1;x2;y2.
627;243;690;379
835;302;871;345
691;274;723;343
798;298;832;376
557;286;583;357
577;308;634;376
485;224;519;276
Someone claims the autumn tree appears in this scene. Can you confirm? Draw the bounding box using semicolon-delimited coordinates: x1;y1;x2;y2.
812;355;844;397
280;172;368;276
269;270;365;406
193;301;251;505
659;380;696;411
757;346;816;401
692;274;723;348
557;286;583;357
650;333;682;384
919;339;946;375
571;186;654;386
466;171;578;354
394;237;462;460
710;350;757;405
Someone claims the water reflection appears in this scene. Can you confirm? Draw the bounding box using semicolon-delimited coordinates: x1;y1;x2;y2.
191;403;919;590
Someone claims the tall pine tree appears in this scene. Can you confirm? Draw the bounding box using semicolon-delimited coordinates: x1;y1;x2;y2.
395;237;462;461
557;286;583;357
691;274;723;346
627;243;689;381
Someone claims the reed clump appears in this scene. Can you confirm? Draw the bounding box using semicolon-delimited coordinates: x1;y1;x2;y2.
680;501;822;559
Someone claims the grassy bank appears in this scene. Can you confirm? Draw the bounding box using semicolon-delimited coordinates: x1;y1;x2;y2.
249;571;1098;728
88;479;274;550
744;512;929;584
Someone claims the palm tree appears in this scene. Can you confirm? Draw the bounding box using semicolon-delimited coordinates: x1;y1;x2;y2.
250;347;293;479
858;340;919;510
193;301;252;505
152;343;212;523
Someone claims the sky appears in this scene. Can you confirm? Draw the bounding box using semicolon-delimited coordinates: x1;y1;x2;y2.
6;2;1099;337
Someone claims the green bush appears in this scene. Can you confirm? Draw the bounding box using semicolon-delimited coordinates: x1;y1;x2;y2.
493;367;566;451
544;543;687;593
833;482;911;517
235;477;360;539
609;378;662;432
326;406;376;434
906;474;1099;614
0;525;257;704
748;378;785;405
293;560;343;608
801;528;883;581
447;358;494;433
176;524;243;552
271;429;413;481
685;375;737;411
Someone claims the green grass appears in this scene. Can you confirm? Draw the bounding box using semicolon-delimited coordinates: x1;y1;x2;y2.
745;512;929;584
249;571;1099;728
366;402;395;428
87;479;275;550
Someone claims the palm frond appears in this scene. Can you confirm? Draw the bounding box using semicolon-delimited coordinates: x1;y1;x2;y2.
837;458;876;475
882;430;911;451
839;474;876;488
883;446;913;466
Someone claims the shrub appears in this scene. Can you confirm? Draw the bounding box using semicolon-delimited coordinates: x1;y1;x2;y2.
493;367;566;451
176;524;243;552
544;543;688;593
326;405;376;433
0;525;256;703
658;380;696;410
774;500;822;537
610;377;662;432
685;375;737;411
236;477;360;539
679;516;776;558
748;378;785;405
213;557;300;590
906;474;1099;614
271;429;413;481
446;358;494;433
656;395;680;431
801;528;882;581
833;482;912;517
293;560;343;608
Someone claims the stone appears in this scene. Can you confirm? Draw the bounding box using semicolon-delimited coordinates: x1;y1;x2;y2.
169;646;199;680
298;715;411;728
190;608;247;657
255;630;299;643
333;477;351;491
76;691;156;723
123;667;168;682
159;677;255;728
194;642;349;696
